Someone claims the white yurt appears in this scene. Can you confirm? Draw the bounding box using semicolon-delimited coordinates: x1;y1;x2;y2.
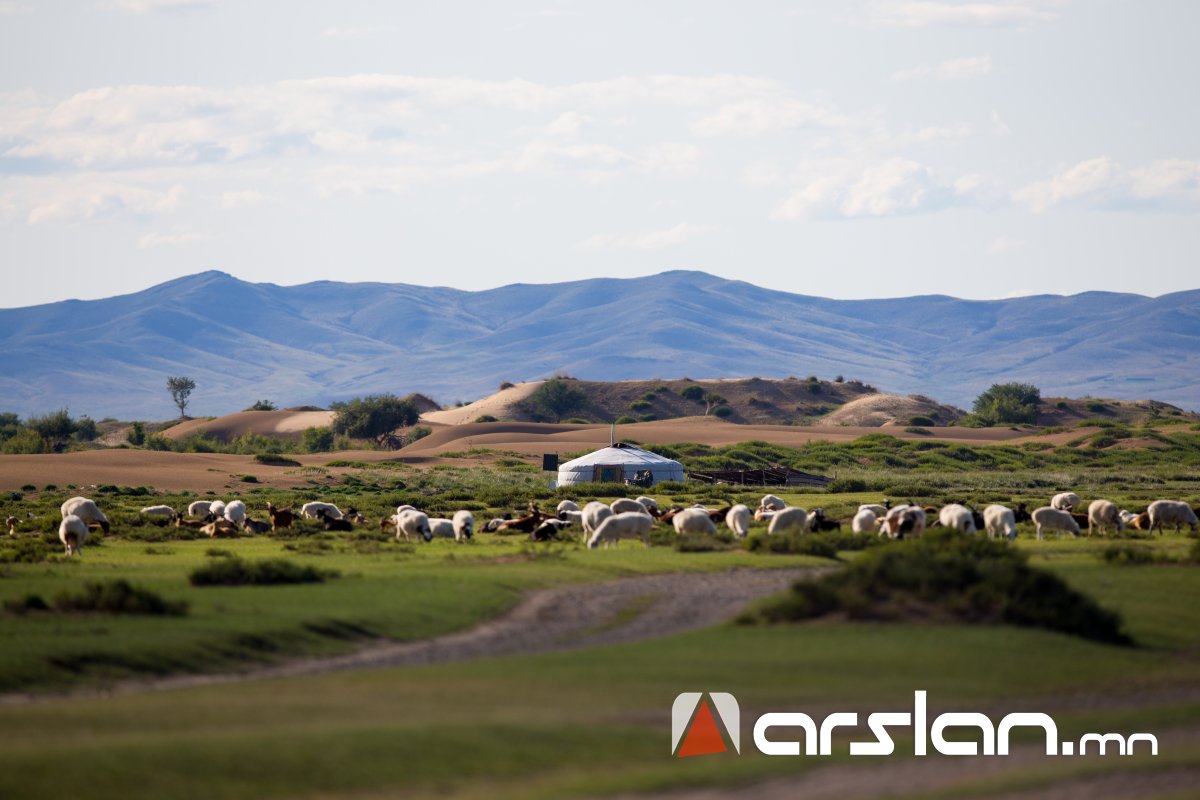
556;441;685;487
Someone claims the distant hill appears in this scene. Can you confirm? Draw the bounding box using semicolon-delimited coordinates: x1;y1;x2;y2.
0;270;1197;418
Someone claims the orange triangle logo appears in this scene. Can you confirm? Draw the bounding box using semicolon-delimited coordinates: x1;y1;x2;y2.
676;699;728;757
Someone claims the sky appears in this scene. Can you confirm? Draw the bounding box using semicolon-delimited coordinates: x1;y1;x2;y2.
1;0;1198;307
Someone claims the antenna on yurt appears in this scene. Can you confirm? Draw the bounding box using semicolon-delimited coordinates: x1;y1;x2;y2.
610;422;615;447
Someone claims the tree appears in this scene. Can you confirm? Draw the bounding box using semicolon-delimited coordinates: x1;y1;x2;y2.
27;408;77;452
703;392;726;416
330;394;420;441
301;426;334;453
127;421;146;446
0;412;21;443
530;379;587;422
245;400;276;411
167;376;196;418
973;382;1041;426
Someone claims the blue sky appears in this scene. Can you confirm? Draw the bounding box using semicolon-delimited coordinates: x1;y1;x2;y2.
1;0;1197;306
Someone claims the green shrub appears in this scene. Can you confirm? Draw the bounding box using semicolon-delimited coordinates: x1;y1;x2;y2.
563;417;591;424
680;385;704;402
744;532;839;559
189;557;338;586
905;427;932;435
909;415;935;427
474;415;498;423
126;421;146;446
1100;543;1164;566
614;415;638;424
50;580;188;616
240;474;259;483
827;477;868;493
713;406;733;418
301;426;335;453
1086;401;1107;413
254;454;301;467
630;400;652;411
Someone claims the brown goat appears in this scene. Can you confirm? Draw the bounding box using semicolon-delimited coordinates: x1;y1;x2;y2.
267;502;294;531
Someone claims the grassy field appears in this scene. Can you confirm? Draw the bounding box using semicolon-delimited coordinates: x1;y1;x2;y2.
1;455;1198;798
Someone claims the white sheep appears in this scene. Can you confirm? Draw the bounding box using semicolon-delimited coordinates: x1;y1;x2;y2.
223;500;247;526
673;508;718;535
1031;506;1080;540
611;498;645;515
209;500;227;519
753;507;778;522
187;500;213;518
139;505;178;519
768;507;807;535
880;505;926;539
635;496;660;516
59;514;89;556
582;501;613;540
396;509;433;542
938;504;977;535
759;494;786;512
453;510;474;541
60;497;110;534
851;508;878;534
428;517;456;538
1147;500;1199;534
983;505;1017;541
556;500;580;514
302;501;342;520
1118;509;1139;526
587;511;654;549
557;509;584;527
858;503;888;518
725;504;751;538
1051;492;1081;511
1087;499;1124;537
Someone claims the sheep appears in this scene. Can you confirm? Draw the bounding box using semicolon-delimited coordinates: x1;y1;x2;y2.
725;504;751;538
588;511;654;549
611;498;645;515
880;505;926;539
983;504;1017;541
60;497;110;534
318;508;354;532
1087;499;1124;538
267;502;294;531
759;494;786;512
242;517;272;535
1051;492;1081;512
767;507;808;535
5;515;16;535
187;500;213;518
557;509;584;527
582;501;614;540
635;496;660;516
428;517;456;538
59;514;88;555
1031;506;1080;540
672;508;717;536
452;510;474;541
223;500;247;526
753;507;778;523
1118;509;1139;526
938;504;977;535
858;504;888;518
396;509;433;543
301;501;342;520
556;500;580;514
851;508;877;534
1147;500;1199;534
139;505;178;519
209;500;227;519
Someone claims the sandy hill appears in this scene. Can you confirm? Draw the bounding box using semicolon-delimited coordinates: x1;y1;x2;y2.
160;409;336;443
1034;397;1196;426
816;394;964;427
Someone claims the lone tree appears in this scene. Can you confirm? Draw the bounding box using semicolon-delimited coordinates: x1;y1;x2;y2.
330;394;420;442
973;382;1041;426
531;378;586;422
703;392;726;416
167;376;196;418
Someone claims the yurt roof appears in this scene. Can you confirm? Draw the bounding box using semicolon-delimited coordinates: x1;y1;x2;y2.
558;442;682;470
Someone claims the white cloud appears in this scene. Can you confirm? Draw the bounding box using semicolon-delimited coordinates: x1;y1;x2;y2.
692;98;848;136
771;158;969;220
544;111;587;137
890;55;994;82
137;230;205;248
891;122;974;146
0;2;32;14
100;0;211;12
577;222;712;250
221;189;264;208
988;235;1025;254
640;142;701;175
19;179;183;225
868;2;1057;28
1014;157;1200;213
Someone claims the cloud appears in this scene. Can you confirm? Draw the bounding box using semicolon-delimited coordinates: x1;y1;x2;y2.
100;0;211;12
221;189;263;208
692;98;848;136
577;222;712;250
771;158;971;220
19;179;183;224
867;1;1057;28
0;2;32;14
1014;157;1200;212
137;230;205;248
889;55;994;83
988;235;1025;254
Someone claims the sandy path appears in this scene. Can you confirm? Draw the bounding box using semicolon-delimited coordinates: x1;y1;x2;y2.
0;567;816;705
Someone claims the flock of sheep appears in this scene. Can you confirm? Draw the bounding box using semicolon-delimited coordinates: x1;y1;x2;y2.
27;488;1200;557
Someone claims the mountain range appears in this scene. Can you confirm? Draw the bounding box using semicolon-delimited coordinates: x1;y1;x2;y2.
1;270;1196;419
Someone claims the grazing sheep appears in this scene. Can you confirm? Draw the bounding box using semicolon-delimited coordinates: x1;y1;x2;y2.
851;508;877;534
938;504;977;535
60;497;110;534
223;500;247;526
767;507;808;535
588;511;654;549
1147;500;1199;534
318;508;354;532
672;508;718;536
635;496;660;516
5;515;16;535
201;518;240;538
880;506;926;539
753;507;778;523
582;501;614;540
267;502;294;531
983;505;1017;541
301;501;342;520
452;510;474;541
725;505;751;538
611;498;645;515
1118;509;1138;526
556;500;580;514
209;500;227;519
59;514;88;555
1051;492;1081;512
759;494;786;512
428;517;456;538
242;517;272;535
1031;506;1080;540
396;509;433;543
139;505;178;519
557;509;584;527
1087;499;1124;538
858;504;888;518
187;500;213;518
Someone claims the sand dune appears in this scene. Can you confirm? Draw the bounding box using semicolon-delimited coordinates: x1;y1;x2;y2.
160;410;335;443
421;382;545;425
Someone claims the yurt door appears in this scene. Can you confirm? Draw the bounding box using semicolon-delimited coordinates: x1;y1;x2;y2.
593;465;624;483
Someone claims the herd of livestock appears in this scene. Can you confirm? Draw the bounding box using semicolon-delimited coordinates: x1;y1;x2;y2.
14;488;1199;556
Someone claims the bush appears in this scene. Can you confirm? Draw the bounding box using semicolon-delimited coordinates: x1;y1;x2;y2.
245;400;277;411
50;580;188;616
562;417;590;424
905;427;932;435
744;532;839;558
254;454;301;466
680;385;704;402
742;531;1131;645
909;415;935;427
827;477;868;493
972;382;1041;426
1100;543;1164;566
189;557;337;586
1086;401;1108;413
127;421;146;446
301;426;335;453
474;415;498;423
630;400;652;411
713;406;733;418
330;395;419;440
614;415;638;424
529;379;587;422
